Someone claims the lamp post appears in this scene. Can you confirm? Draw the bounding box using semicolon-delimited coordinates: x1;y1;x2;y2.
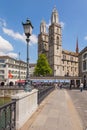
19;52;21;86
22;18;33;91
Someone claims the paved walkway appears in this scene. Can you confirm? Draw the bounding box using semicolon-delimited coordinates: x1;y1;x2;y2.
20;89;83;130
67;89;87;130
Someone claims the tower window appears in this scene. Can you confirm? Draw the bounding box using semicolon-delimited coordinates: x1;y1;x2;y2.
83;61;86;70
56;36;59;49
54;14;56;23
57;28;59;33
56;36;59;45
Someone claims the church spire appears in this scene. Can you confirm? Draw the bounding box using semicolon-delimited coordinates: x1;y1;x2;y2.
51;6;59;24
40;19;46;33
76;37;79;53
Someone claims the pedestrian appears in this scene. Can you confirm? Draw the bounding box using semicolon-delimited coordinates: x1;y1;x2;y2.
54;83;58;89
80;82;84;92
70;83;72;90
59;83;62;89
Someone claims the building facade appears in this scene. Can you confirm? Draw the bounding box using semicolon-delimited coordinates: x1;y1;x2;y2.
0;56;36;85
0;56;26;85
38;7;79;77
79;47;87;87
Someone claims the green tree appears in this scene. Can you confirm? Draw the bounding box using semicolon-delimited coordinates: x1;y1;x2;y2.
34;54;52;76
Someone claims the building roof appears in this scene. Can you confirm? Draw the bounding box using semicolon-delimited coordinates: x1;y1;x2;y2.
29;63;36;67
62;49;78;57
0;55;26;64
79;46;87;55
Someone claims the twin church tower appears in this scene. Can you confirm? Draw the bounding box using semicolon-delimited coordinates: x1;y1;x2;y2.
38;7;79;77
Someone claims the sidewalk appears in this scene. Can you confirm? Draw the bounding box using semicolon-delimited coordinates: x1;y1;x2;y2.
21;89;83;130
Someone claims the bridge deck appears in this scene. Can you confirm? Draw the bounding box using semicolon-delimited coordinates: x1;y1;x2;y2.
20;89;83;130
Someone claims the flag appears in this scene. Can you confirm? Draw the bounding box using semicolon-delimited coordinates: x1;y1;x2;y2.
8;71;13;79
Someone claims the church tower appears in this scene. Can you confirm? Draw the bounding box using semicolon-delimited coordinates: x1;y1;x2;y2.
48;7;62;76
38;20;49;58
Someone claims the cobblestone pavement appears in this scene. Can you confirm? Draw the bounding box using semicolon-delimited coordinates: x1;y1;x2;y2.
67;89;87;130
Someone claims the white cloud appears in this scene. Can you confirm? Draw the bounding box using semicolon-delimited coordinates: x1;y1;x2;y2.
2;27;38;45
0;36;13;52
0;51;6;56
7;52;18;59
0;36;18;59
30;34;38;45
0;18;6;27
2;27;25;42
60;21;65;29
0;51;18;59
46;20;51;28
84;36;87;40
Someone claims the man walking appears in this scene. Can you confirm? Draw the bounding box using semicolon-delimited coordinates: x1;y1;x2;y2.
80;82;84;92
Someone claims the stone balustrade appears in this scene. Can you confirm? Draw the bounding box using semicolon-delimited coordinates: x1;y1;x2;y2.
11;89;38;130
0;89;23;97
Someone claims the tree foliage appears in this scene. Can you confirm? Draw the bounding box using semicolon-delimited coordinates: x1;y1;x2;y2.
34;54;52;76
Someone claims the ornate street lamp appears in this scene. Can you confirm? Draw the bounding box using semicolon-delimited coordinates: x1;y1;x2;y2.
22;18;33;91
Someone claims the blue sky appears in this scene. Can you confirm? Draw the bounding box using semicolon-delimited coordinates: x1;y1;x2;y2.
0;0;87;63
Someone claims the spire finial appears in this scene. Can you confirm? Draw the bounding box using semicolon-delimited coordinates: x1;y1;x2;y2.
76;37;79;53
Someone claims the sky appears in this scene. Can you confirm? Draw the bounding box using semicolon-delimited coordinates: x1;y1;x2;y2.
0;0;87;63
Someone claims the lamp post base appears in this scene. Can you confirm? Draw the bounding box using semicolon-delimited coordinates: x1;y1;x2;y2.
24;80;32;92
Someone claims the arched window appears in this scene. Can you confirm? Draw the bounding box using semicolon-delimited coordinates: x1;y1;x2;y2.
83;61;86;70
56;36;59;49
83;53;87;59
54;14;56;23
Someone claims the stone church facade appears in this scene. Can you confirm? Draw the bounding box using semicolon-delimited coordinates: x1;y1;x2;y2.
38;7;79;77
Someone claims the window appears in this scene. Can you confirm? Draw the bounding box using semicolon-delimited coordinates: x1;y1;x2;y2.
63;61;64;64
0;70;4;74
71;67;72;71
63;55;66;60
70;56;73;61
63;66;64;71
57;28;59;33
0;75;4;79
83;61;86;70
75;68;77;71
83;53;87;59
54;14;56;23
0;59;5;63
56;36;59;45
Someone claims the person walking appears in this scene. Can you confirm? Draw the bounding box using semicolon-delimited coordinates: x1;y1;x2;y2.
80;82;84;92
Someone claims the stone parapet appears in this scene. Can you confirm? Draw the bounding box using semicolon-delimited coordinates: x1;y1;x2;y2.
11;89;38;130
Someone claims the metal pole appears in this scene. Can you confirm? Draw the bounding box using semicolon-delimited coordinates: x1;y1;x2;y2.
19;52;20;79
19;52;21;83
26;38;30;82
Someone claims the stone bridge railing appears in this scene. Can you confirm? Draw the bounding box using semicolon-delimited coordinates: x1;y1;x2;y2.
0;86;55;130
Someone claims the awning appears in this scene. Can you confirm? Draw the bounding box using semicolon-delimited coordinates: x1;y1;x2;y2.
15;80;25;83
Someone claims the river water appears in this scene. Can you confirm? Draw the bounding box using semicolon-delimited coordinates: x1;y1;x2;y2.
0;97;11;106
